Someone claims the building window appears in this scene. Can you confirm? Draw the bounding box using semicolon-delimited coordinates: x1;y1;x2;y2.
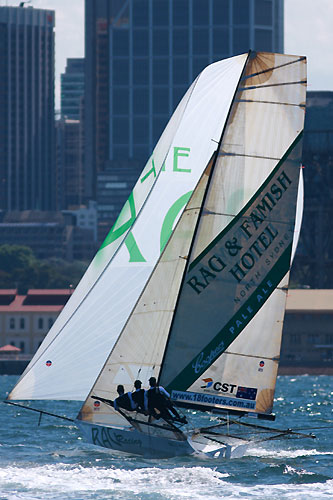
153;58;169;85
133;58;149;85
325;334;333;345
133;29;149;56
38;318;44;329
20;318;25;329
153;28;169;56
113;88;129;115
255;0;273;26
233;0;250;24
307;334;318;344
153;87;169;114
290;334;301;345
19;341;25;353
48;318;54;329
9;318;15;329
112;28;129;56
193;0;209;26
173;0;188;26
233;26;250;54
133;87;149;115
153;0;169;27
255;28;272;51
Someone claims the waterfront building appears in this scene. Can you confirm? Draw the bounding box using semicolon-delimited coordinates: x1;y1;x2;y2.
0;6;55;211
280;289;333;373
0;289;71;355
0;211;97;261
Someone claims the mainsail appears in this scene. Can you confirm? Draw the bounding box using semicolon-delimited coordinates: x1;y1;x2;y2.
160;52;306;415
78;52;306;426
9;54;247;401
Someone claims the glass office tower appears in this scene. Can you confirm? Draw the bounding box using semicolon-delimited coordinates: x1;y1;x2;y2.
0;6;55;211
61;58;85;120
85;0;283;226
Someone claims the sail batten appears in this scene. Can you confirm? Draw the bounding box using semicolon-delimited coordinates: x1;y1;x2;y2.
239;80;307;91
243;56;306;80
237;99;306;107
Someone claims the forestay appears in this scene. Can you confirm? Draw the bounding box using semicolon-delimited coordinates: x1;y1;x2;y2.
8;54;247;401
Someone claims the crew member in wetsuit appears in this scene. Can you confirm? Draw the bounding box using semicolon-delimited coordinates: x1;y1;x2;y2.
131;380;146;413
114;384;137;412
145;377;187;424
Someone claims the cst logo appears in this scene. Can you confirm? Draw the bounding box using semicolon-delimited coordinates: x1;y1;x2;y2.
201;378;237;394
201;378;213;388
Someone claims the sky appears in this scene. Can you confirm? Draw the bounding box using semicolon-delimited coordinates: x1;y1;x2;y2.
2;0;333;109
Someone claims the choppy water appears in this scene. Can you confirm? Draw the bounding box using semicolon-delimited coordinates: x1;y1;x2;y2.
1;375;332;499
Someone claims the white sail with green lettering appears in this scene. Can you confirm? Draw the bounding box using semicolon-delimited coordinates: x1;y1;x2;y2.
8;54;247;401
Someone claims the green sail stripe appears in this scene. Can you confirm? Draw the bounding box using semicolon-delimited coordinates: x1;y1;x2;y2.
160;191;193;253
166;242;292;393
99;192;137;251
125;232;146;262
189;131;303;272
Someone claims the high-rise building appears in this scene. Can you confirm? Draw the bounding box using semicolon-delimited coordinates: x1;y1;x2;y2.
85;0;284;233
291;91;333;289
61;58;85;120
0;6;55;211
56;118;84;210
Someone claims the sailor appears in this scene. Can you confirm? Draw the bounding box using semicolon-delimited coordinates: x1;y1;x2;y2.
131;379;147;413
114;384;137;412
145;377;187;424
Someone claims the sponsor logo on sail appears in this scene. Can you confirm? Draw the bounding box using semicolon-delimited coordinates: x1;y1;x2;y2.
198;378;258;400
172;390;256;410
201;378;213;388
192;340;225;374
186;170;293;296
45;360;52;367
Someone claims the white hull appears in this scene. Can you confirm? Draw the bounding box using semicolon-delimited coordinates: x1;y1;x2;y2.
77;420;248;459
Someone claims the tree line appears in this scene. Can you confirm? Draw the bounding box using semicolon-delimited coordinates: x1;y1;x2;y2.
0;244;88;293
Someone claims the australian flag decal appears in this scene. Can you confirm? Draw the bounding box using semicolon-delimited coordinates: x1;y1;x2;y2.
236;386;257;400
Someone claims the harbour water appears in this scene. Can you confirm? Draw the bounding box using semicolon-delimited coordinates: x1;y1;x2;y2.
1;375;332;499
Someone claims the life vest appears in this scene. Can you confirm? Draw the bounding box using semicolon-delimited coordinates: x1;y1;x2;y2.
147;386;166;409
132;388;145;408
115;393;134;411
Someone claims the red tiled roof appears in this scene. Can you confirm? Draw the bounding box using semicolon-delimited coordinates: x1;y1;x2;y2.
27;289;72;295
0;289;17;295
0;289;72;312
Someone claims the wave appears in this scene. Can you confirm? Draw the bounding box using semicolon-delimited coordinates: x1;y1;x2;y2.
1;464;333;500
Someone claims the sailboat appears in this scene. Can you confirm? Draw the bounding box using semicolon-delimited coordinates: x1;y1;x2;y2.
6;51;313;458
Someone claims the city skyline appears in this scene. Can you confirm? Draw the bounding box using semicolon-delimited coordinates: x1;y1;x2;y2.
2;0;331;109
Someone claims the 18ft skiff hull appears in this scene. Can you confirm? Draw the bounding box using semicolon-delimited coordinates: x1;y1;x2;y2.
76;420;248;459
